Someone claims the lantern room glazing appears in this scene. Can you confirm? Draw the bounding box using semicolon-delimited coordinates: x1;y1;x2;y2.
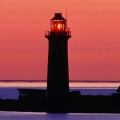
51;13;66;32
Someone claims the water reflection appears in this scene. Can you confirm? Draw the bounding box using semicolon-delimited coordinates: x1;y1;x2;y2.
0;112;120;120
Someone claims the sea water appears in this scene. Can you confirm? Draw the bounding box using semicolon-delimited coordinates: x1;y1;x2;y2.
0;111;120;120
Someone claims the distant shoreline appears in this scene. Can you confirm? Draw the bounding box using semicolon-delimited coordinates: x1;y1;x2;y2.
0;80;120;82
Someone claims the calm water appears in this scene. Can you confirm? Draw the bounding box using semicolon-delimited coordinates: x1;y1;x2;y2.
0;111;120;120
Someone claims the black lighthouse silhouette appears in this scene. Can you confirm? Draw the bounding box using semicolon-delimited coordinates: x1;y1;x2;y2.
45;13;71;112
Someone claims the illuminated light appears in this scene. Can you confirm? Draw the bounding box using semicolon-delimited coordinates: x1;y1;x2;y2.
57;23;62;30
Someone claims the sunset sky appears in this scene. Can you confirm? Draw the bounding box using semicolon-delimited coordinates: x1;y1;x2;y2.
0;0;120;81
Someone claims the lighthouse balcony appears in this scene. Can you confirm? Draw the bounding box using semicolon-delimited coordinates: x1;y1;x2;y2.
45;31;71;38
45;31;50;37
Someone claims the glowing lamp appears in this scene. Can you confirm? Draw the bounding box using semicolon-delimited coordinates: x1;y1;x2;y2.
51;13;66;32
57;23;62;30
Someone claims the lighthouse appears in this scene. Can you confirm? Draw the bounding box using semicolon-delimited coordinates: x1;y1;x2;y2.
45;13;71;112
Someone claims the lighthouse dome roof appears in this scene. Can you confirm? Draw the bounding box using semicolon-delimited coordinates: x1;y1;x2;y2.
51;13;66;21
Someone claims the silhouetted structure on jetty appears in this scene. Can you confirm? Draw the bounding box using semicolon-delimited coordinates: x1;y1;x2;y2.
112;86;120;96
45;13;71;113
1;87;120;113
16;87;120;113
17;89;46;112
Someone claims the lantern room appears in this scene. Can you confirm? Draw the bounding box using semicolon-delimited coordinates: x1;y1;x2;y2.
51;13;66;32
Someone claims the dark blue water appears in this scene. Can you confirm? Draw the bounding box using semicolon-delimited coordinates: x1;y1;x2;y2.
0;111;120;120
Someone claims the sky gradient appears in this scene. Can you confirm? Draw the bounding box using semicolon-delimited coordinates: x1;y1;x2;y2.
0;0;120;81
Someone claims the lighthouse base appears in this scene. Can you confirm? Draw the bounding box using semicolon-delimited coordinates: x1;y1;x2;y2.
47;97;69;113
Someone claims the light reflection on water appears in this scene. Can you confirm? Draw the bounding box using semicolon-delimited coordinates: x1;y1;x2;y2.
0;111;120;120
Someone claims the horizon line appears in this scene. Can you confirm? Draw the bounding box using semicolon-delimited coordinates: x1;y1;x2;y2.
0;80;120;83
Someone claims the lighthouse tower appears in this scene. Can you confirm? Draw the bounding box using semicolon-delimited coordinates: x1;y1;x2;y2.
45;13;71;112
